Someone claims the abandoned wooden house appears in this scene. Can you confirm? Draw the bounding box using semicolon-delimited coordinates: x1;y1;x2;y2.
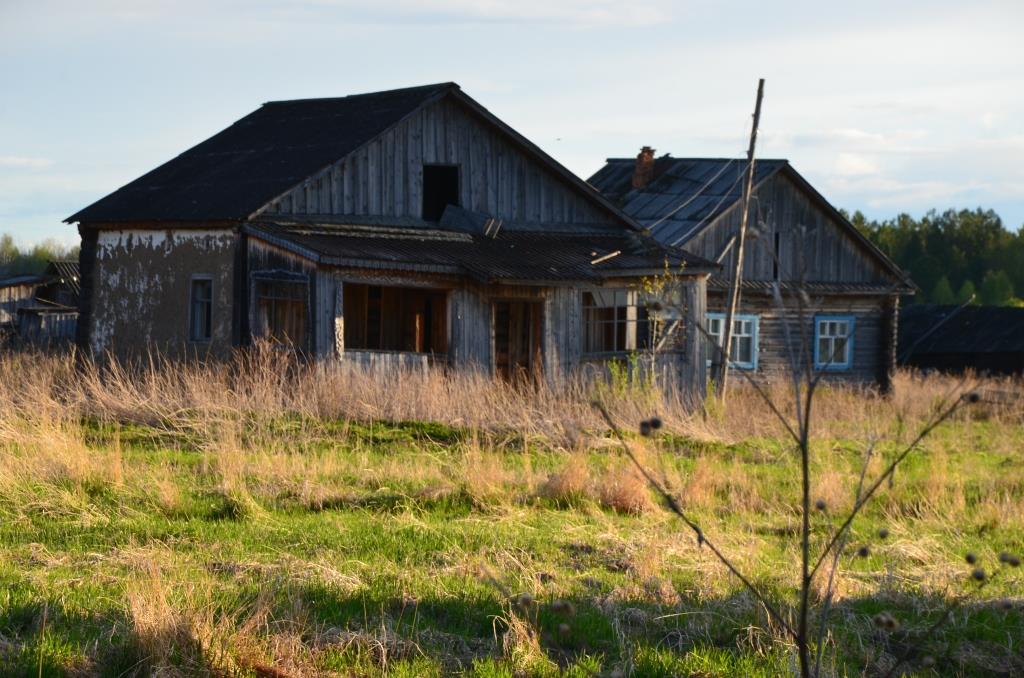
0;261;79;345
589;151;913;388
66;84;716;392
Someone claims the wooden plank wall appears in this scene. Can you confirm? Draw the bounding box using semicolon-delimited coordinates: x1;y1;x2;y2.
262;98;619;230
0;283;40;325
707;292;889;385
688;173;889;284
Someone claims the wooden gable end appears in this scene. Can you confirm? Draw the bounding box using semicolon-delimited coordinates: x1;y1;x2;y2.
686;170;895;285
259;96;621;230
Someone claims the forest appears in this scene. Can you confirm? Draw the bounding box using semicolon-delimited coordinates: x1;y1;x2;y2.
848;207;1024;306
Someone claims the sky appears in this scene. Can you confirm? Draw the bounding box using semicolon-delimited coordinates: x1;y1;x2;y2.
1;0;1022;245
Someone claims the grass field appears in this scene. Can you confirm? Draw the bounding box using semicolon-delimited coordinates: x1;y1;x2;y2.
0;352;1021;676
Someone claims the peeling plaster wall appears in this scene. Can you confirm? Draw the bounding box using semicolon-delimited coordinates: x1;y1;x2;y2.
90;228;237;358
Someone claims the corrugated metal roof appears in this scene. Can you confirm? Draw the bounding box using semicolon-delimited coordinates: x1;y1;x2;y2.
0;274;48;289
67;83;456;223
706;278;902;295
900;304;1024;355
46;260;80;296
588;157;788;246
246;221;715;283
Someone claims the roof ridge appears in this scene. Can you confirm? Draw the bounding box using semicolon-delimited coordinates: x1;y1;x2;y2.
262;82;458;106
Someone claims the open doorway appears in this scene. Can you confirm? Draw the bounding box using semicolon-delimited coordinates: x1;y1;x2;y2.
493;300;543;382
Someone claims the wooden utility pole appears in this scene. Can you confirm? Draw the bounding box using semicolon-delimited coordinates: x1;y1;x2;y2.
717;78;765;400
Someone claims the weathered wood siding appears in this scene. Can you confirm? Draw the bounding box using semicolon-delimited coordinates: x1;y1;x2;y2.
689;172;890;284
17;311;78;345
707;292;893;386
0;282;41;326
261;97;619;230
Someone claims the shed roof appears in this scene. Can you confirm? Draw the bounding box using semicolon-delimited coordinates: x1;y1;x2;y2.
0;274;48;289
588;157;909;285
246;221;714;284
899;304;1024;356
45;260;81;296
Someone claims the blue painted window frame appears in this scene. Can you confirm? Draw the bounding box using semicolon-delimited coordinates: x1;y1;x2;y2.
706;312;759;370
813;315;855;371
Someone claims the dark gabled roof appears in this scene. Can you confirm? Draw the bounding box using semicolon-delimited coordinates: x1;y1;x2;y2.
899;304;1024;356
67;83;457;223
588;157;909;286
245;221;715;284
588;157;787;246
66;83;641;233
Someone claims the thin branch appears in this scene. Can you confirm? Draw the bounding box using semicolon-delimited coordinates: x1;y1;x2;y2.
592;400;798;640
809;394;971;581
813;440;876;676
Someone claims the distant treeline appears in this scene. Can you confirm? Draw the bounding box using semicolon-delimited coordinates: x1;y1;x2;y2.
846;208;1024;307
0;234;80;278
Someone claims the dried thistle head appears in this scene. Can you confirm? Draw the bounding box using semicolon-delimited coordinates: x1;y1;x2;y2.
965;391;981;404
965;552;978;565
877;527;889;540
971;568;987;582
857;545;870;558
557;622;571;638
998;552;1021;568
639;421;652;437
814;498;827;512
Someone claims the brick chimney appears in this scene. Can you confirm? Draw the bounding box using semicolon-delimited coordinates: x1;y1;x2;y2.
632;146;656;189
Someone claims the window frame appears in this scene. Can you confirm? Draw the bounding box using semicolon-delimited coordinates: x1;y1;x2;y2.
188;274;213;343
580;289;651;357
813;314;855;371
251;273;311;351
705;312;759;370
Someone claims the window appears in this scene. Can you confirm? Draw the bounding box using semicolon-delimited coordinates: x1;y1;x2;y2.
582;289;651;355
422;164;460;221
814;316;854;370
254;278;308;348
343;283;447;354
706;313;758;369
772;231;781;281
189;277;212;342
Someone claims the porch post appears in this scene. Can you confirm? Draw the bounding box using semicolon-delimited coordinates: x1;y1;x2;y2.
682;275;708;402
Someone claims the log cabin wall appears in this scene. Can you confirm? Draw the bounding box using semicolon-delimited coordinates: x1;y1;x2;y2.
260;97;620;230
706;291;892;386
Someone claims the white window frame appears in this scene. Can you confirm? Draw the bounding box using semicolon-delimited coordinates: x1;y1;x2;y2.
706;312;759;370
813;315;855;371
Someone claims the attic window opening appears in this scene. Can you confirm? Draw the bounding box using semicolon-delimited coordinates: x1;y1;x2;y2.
343;283;448;354
422;165;460;222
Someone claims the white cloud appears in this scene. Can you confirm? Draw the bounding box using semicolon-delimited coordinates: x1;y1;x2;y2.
0;155;53;169
834;153;879;177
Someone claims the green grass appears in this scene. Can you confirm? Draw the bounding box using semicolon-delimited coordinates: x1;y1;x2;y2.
0;410;1022;677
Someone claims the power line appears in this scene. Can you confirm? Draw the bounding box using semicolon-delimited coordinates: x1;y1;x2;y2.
669;163;750;247
648;158;737;231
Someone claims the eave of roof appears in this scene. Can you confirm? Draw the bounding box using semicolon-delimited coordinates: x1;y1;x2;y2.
243;221;716;284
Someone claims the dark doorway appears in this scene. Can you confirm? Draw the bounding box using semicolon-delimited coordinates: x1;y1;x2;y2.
493;301;543;382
